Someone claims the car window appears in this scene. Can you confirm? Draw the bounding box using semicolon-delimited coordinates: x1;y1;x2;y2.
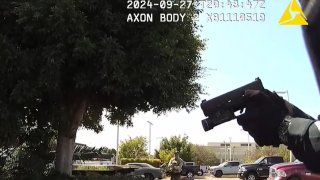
258;158;267;164
268;157;283;164
229;162;240;166
263;158;268;164
254;157;265;164
219;162;227;167
224;162;230;167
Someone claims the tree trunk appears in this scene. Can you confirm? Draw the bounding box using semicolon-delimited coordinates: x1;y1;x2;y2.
55;98;87;176
55;134;76;175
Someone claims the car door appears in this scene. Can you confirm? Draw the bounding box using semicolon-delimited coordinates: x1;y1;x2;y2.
257;158;269;178
229;162;240;174
223;162;232;174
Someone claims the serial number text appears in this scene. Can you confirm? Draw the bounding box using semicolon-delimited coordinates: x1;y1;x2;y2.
206;12;265;22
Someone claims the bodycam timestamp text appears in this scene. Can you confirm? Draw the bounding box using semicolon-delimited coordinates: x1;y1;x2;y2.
126;0;192;23
126;0;266;23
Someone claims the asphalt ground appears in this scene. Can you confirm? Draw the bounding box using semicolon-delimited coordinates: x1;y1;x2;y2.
163;173;239;180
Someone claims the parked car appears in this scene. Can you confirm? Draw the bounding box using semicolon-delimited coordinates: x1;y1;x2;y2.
185;162;207;176
238;156;284;180
268;161;320;180
181;162;200;178
125;163;164;180
210;161;240;177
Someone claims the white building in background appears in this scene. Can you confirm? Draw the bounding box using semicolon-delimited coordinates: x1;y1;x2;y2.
207;142;257;163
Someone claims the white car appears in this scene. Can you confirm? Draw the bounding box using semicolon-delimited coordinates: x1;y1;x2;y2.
210;161;240;177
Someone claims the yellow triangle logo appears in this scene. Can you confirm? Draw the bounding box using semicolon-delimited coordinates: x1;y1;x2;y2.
278;0;308;25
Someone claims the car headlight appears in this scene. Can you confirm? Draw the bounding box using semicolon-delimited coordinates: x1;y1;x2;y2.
276;170;287;177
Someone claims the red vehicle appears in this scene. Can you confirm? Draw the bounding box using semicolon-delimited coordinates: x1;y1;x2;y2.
268;161;320;180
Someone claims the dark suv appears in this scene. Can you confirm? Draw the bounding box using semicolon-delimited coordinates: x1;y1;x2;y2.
238;156;284;180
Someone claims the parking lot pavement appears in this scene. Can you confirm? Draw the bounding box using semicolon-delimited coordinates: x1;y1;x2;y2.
163;173;239;180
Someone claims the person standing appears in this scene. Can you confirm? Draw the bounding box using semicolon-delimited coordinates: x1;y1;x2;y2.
168;150;184;180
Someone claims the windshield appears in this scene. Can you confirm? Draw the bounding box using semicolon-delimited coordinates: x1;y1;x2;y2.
254;157;265;164
219;162;228;167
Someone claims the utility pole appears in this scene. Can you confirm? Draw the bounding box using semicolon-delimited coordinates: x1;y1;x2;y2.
147;121;153;158
116;121;119;165
241;128;250;159
229;137;232;161
224;141;227;162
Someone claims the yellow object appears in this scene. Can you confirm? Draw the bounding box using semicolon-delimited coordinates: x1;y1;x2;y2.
278;0;308;25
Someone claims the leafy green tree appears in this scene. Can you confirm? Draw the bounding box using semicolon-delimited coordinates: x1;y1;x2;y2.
159;136;193;162
159;149;175;164
277;145;291;162
191;145;219;165
119;137;148;159
0;0;204;176
245;145;290;163
1;145;54;180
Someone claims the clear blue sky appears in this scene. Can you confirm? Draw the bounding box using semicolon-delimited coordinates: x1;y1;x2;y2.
76;0;320;151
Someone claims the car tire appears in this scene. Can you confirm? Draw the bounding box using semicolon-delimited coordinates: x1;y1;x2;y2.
198;170;204;176
246;172;257;180
144;173;154;180
186;171;194;178
288;176;301;180
214;170;223;178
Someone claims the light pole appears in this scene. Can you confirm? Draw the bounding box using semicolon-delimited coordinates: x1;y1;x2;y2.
116;121;120;165
240;128;250;159
147;121;153;158
224;141;227;162
229;137;232;161
276;90;292;162
276;90;289;102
